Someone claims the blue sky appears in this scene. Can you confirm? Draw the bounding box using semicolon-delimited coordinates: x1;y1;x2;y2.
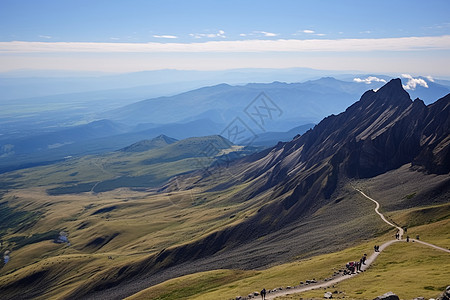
0;0;449;75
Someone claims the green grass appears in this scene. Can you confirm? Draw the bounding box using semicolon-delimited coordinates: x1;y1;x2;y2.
0;135;246;195
386;202;450;229
6;230;60;251
125;237;392;300
126;269;255;300
0;200;41;235
284;241;449;300
122;207;450;300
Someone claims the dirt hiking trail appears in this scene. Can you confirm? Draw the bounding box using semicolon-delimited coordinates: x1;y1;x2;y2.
255;189;449;300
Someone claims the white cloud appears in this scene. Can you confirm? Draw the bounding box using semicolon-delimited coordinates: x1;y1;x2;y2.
353;76;387;84
189;30;226;39
1;35;449;54
153;35;178;39
294;30;325;37
255;31;278;37
425;75;435;82
401;74;429;90
240;31;278;38
39;35;52;39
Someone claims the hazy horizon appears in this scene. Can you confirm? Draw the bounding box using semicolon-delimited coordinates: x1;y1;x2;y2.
1;0;449;75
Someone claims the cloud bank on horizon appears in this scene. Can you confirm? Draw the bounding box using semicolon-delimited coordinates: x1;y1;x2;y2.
0;0;449;74
1;35;449;53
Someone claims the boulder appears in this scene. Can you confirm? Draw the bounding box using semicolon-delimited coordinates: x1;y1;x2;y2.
324;291;333;299
235;297;242;300
373;292;400;300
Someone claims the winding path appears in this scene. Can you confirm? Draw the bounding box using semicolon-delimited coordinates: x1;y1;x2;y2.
256;188;449;300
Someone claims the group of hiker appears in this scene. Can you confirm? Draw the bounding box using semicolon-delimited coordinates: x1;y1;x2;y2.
344;253;367;275
258;226;422;298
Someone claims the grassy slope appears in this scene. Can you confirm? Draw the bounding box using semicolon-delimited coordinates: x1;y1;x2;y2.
0;174;385;299
126;219;449;300
279;225;450;300
0;176;266;299
0;158;448;300
123;168;450;300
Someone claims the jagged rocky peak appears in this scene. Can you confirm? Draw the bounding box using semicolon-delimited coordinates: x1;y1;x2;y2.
358;78;412;109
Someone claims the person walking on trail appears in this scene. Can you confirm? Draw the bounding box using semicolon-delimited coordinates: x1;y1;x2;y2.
362;253;367;265
261;288;266;300
416;235;420;240
406;236;410;242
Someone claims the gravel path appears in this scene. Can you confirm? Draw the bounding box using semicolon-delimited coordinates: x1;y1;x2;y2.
255;189;448;300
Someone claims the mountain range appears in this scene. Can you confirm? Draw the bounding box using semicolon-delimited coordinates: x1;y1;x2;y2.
3;75;448;173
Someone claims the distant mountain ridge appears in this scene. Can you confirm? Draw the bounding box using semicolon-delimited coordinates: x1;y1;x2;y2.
103;77;385;129
103;76;450;130
120;135;178;152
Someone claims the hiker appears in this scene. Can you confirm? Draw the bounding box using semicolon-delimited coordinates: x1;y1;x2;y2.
350;261;355;273
345;262;351;275
356;260;361;272
260;288;266;300
361;253;367;265
406;236;410;242
416;235;419;240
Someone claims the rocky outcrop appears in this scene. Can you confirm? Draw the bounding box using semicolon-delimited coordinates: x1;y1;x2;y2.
373;291;400;300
